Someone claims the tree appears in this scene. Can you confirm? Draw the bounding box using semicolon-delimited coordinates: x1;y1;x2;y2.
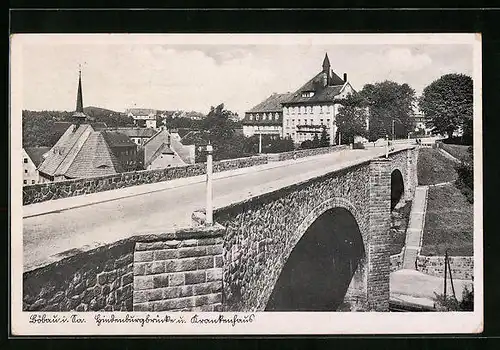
336;94;369;145
312;133;320;148
419;74;473;141
319;127;330;147
360;81;416;141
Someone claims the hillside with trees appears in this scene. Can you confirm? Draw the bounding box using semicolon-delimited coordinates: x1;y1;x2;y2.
22;107;134;147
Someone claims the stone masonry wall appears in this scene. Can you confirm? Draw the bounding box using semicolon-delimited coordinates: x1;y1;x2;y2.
390;252;404;272
23;241;135;311
267;145;349;162
416;255;474;280
23;155;268;205
132;227;224;312
366;159;391;311
214;161;373;312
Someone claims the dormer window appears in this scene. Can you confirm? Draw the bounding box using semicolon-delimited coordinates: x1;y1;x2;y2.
302;91;315;98
249;114;253;120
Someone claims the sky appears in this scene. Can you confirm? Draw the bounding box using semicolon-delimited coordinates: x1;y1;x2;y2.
15;34;475;118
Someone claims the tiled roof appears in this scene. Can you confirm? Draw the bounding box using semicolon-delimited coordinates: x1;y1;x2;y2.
125;108;157;115
247;93;293;113
107;127;157;138
283;70;346;104
65;132;123;179
38;124;94;177
242;93;292;125
24;147;51;167
101;131;137;147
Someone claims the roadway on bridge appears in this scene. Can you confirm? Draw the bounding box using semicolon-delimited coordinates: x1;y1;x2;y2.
23;144;410;271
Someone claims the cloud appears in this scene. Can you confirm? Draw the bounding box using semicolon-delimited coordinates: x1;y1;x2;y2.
384;48;432;71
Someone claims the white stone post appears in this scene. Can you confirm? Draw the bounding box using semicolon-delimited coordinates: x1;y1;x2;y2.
385;135;389;158
206;144;213;226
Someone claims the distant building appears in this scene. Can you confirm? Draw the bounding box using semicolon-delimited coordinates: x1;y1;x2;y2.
143;130;188;170
282;53;355;146
23;147;50;185
126;108;158;129
101;131;139;172
105;127;157;147
38;70;139;182
242;93;292;138
412;107;432;136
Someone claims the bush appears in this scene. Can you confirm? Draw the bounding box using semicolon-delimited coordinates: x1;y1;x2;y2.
433;284;473;311
454;145;473;203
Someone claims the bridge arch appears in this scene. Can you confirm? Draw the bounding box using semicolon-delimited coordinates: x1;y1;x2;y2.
262;197;366;311
390;169;405;211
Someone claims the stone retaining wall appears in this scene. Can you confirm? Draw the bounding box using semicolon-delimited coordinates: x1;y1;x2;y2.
416;255;473;280
23;241;135;311
390;252;404;272
268;145;349;162
23;226;225;312
23;155;268;205
132;228;224;312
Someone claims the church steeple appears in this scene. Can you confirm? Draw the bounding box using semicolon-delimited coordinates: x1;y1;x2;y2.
72;66;88;126
76;67;84;113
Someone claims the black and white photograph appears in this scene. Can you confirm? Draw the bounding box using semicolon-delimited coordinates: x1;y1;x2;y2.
11;33;482;335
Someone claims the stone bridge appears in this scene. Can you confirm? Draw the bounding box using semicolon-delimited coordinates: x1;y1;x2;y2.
23;146;417;313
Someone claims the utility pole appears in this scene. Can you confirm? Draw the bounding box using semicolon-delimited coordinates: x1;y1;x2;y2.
444;249;448;302
205;143;213;226
259;133;262;154
392;119;395;141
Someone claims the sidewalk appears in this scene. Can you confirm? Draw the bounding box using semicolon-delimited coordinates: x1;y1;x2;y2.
24;145;407;219
402;186;428;269
391;269;472;307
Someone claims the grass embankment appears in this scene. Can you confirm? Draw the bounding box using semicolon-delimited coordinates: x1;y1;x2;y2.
439;143;471;164
417;148;474;256
417;148;458;185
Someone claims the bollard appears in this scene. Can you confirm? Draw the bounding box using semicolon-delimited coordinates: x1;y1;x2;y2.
206;144;213;226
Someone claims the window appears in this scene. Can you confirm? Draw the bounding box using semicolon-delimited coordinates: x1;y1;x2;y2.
292;119;295;125
300;106;305;114
32;180;35;184
249;114;253;120
24;169;27;174
23;180;27;184
23;158;28;163
302;91;315;98
327;119;330;124
320;119;324;125
298;119;301;125
310;119;313;125
306;106;311;114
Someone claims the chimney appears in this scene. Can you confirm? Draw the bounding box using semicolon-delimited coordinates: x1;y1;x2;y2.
343;73;348;83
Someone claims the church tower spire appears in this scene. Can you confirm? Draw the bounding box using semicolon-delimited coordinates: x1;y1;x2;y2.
72;65;88;126
76;66;84;113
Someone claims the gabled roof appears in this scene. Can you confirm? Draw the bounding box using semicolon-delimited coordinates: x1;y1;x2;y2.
283;70;346;105
107;127;157;138
24;147;51;167
64;132;123;179
101;131;137;147
38;124;94;177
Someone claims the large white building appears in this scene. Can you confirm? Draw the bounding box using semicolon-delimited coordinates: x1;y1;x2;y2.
282;53;355;146
242;53;356;146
